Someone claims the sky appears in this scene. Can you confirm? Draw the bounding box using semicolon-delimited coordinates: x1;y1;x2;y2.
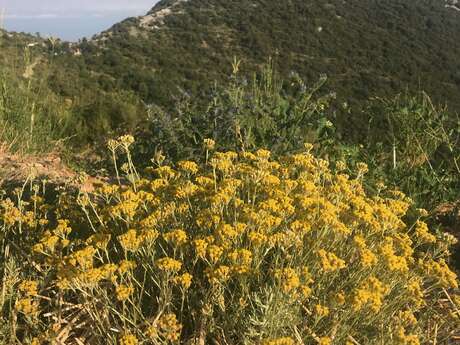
0;0;159;41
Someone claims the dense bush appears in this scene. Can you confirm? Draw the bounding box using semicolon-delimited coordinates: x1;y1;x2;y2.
134;60;335;164
0;138;458;344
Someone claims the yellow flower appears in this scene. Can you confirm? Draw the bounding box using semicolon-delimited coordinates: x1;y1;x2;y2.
421;258;458;288
30;338;41;345
318;337;332;345
300;285;313;298
118;260;137;274
119;332;138;345
116;285;134;301
118;134;135;148
16;298;39;316
317;249;346;272
178;160;199;175
69;246;96;270
207;245;224;264
206;265;231;284
86;233;111;250
173;273;193;289
356;162;369;175
164;229;188;246
407;279;425;308
274;268;300;293
146;324;159;339
380;239;409;272
118;229;142;252
314;304;330;317
19;280;39;296
193;239;208;258
248;231;268;246
395;326;420;345
398;310;418;326
335;291;346;305
261;337;295;345
414;221;436;244
156;257;182;273
228;249;252;266
203;138;216;150
158;313;182;341
352;276;389;313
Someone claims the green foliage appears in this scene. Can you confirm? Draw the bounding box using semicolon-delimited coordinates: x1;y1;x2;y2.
130;63;460;217
66;0;460;143
360;92;460;209
4;0;460;149
0;63;70;154
134;59;335;163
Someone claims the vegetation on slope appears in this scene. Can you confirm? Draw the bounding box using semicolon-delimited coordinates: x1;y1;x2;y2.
3;0;460;146
71;0;460;140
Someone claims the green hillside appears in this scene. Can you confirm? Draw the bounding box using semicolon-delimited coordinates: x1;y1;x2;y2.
70;0;460;139
3;0;460;143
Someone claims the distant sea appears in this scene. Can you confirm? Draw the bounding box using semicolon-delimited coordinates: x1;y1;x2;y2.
3;12;144;42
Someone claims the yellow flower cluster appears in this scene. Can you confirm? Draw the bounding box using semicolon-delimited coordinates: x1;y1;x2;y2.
177;160;199;175
354;235;378;267
314;304;330;317
203;138;216;150
156;257;183;272
380;238;409;272
395;326;420;345
3;145;459;344
206;265;231;284
274;268;300;293
119;332;138;345
156;313;182;341
414;221;436;244
407;279;424;308
116;284;134;301
19;280;39;296
164;229;188;246
420;258;458;288
193;239;208;258
15;298;39;316
317;249;346;272
228;249;252;274
261;337;296;345
118;260;137;274
173;273;193;289
352;276;389;312
318;337;332;345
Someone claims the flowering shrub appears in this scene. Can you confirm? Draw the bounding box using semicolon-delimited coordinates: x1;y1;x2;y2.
0;139;459;344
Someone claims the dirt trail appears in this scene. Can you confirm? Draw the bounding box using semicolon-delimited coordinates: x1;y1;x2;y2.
0;146;99;192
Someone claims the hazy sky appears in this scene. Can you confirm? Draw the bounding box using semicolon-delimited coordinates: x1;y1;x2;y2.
0;0;159;41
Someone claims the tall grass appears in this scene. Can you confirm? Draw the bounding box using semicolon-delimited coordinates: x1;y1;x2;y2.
0;53;70;154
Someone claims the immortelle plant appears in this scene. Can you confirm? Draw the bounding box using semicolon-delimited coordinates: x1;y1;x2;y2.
0;136;459;344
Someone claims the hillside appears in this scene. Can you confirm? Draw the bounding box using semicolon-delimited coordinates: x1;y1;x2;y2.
2;0;460;142
66;0;460;138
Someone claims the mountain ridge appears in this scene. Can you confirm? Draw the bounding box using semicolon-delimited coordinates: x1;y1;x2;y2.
3;0;460;143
